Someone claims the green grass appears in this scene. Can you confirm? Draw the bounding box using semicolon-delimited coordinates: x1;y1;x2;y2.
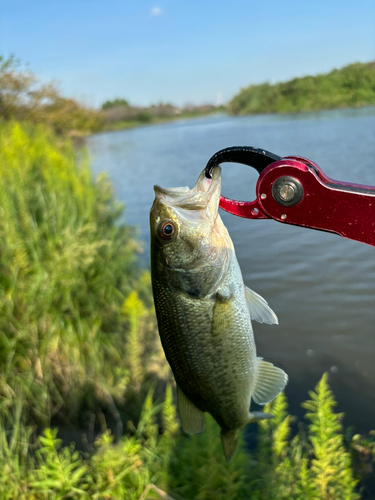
0;121;165;432
0;386;178;499
1;374;373;499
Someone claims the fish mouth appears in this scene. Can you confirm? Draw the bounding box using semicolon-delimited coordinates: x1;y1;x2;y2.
154;167;221;210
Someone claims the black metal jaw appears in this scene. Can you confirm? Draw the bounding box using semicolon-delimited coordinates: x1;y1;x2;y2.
204;146;282;178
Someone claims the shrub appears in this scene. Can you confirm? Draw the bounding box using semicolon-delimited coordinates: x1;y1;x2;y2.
0;56;104;135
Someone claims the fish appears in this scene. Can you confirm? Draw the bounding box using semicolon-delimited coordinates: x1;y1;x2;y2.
150;166;288;461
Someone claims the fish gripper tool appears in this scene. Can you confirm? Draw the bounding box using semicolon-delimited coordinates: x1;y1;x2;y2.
205;146;375;247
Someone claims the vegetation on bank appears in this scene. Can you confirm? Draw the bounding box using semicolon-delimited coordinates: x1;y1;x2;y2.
3;55;374;136
0;121;166;431
0;56;222;136
0;122;374;498
1;369;375;499
0;56;104;135
100;102;225;132
228;62;375;115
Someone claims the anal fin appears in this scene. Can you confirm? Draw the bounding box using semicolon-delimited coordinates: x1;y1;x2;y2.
177;385;205;434
252;357;288;405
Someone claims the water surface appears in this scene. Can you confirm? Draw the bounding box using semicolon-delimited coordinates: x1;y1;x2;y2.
86;108;375;431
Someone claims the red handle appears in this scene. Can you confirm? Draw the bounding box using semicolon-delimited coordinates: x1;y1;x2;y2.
219;156;375;247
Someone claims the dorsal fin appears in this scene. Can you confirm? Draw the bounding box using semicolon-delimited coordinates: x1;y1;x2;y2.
245;286;278;325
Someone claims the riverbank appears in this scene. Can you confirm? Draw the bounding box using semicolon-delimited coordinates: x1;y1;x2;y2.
99;108;226;133
3;55;375;138
228;61;375;115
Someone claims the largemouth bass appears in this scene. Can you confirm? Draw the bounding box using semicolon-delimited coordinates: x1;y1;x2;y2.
150;167;287;461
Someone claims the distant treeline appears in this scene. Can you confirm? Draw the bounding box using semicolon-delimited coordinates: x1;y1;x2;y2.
2;55;374;136
228;62;375;115
100;98;223;131
0;55;221;136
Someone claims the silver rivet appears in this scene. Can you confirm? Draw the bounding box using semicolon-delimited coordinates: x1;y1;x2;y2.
260;193;267;200
279;184;296;201
272;176;304;207
281;214;287;220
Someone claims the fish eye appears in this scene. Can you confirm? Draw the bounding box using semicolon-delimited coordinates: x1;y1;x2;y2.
159;221;176;240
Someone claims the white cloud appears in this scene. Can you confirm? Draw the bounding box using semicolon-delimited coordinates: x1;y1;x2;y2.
150;6;162;16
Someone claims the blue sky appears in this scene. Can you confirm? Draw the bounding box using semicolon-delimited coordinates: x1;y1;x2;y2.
1;0;374;107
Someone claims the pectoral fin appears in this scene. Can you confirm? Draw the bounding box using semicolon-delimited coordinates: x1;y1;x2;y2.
252;357;288;405
212;292;235;337
177;385;205;434
245;286;278;325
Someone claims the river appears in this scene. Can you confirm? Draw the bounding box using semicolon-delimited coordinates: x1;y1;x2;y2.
86;107;375;432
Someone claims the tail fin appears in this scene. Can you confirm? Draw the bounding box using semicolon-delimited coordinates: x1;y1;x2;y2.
221;412;274;461
220;429;238;462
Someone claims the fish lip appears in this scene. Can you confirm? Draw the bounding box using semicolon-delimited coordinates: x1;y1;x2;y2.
193;166;221;194
153;185;190;197
153;167;221;208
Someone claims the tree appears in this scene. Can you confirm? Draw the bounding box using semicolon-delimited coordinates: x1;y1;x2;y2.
0;55;103;134
101;98;129;110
